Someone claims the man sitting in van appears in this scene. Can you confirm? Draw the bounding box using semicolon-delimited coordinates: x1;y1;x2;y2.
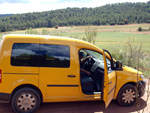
79;51;100;92
79;52;92;77
79;52;97;92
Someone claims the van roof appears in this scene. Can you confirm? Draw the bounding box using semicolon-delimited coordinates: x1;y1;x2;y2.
3;34;101;52
3;34;92;44
3;34;74;40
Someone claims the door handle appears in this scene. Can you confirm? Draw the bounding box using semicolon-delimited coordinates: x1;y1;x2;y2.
108;81;112;84
68;75;76;78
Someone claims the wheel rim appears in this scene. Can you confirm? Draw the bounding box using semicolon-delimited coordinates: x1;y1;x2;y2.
17;93;36;111
122;89;136;103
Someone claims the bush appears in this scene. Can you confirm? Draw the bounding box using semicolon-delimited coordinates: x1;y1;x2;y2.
85;26;97;44
55;25;59;29
109;37;145;69
42;29;49;35
110;22;115;26
124;19;128;24
82;37;87;41
138;27;142;31
0;26;6;32
25;27;39;35
119;22;124;25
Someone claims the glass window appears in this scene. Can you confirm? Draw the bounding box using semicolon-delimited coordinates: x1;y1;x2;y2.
39;44;70;68
11;43;70;68
79;49;104;69
11;43;40;67
79;49;112;71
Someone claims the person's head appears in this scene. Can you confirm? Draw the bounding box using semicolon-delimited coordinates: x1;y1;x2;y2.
79;52;84;60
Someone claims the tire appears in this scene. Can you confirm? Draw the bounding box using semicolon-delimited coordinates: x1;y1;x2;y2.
117;84;137;107
11;88;41;113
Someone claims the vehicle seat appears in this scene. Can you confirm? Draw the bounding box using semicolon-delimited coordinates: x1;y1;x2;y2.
81;77;94;92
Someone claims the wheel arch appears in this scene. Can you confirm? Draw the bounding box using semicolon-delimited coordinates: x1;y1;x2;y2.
123;82;137;87
114;81;137;99
10;84;43;103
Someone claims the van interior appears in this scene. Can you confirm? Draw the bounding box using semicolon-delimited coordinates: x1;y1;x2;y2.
79;49;106;95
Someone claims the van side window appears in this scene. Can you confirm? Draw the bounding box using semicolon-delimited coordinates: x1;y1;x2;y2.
40;44;70;68
11;43;70;68
11;43;39;67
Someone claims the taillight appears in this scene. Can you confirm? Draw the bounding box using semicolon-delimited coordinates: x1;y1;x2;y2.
0;69;2;83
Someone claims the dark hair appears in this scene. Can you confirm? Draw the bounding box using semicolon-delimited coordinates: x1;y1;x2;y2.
79;52;84;57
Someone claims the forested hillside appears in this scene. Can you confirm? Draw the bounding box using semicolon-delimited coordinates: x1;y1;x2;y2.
0;14;13;18
0;1;150;32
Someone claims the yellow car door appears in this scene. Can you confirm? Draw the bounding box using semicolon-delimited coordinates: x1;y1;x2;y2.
39;38;79;101
102;50;116;108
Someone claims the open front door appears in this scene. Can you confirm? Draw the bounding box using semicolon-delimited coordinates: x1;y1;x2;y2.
102;50;116;108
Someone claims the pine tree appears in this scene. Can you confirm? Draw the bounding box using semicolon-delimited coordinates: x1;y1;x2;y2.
47;20;53;28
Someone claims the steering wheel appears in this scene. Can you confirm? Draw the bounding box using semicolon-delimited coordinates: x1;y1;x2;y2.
83;57;93;71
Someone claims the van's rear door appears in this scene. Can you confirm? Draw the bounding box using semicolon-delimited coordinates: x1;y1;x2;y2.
102;50;116;108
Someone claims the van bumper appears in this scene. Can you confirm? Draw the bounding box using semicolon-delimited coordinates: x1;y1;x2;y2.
138;80;146;97
0;93;11;103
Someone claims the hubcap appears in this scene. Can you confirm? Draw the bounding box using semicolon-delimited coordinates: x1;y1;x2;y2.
122;89;136;103
17;93;36;111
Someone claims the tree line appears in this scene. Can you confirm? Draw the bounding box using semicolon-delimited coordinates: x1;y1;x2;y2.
0;1;150;32
0;14;13;18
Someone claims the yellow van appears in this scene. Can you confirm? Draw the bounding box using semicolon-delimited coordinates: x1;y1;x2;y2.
0;34;146;113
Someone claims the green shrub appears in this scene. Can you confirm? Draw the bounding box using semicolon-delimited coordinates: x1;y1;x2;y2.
25;27;39;34
124;19;128;24
85;26;97;44
42;29;49;35
110;22;115;26
109;37;145;69
55;25;59;29
138;27;142;31
119;22;124;25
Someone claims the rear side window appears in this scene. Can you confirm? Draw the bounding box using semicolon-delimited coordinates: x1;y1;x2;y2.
40;44;70;67
11;43;70;68
11;43;39;67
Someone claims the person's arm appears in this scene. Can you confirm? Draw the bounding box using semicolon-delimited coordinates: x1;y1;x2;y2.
81;56;92;64
81;68;91;76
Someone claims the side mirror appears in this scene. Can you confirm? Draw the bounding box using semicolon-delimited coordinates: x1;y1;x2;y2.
116;61;123;70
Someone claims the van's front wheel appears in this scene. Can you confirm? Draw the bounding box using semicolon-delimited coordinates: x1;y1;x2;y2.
11;88;41;113
117;84;137;107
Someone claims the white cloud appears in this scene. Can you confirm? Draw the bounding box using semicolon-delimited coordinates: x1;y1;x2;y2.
0;0;30;4
30;0;59;4
0;3;57;14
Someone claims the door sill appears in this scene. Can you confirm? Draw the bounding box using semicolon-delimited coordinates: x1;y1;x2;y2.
83;92;101;95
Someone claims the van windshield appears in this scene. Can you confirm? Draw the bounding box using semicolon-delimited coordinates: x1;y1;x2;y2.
81;49;111;69
84;50;103;60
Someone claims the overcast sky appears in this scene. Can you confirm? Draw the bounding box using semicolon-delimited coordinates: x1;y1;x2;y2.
0;0;149;14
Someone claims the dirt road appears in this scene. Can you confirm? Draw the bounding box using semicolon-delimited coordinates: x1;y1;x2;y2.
0;82;149;113
0;97;149;113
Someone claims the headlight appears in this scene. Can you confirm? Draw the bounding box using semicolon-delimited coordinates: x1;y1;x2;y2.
140;74;145;80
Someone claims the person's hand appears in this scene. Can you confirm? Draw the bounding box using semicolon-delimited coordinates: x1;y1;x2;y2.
87;56;92;59
87;71;91;76
85;56;92;61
